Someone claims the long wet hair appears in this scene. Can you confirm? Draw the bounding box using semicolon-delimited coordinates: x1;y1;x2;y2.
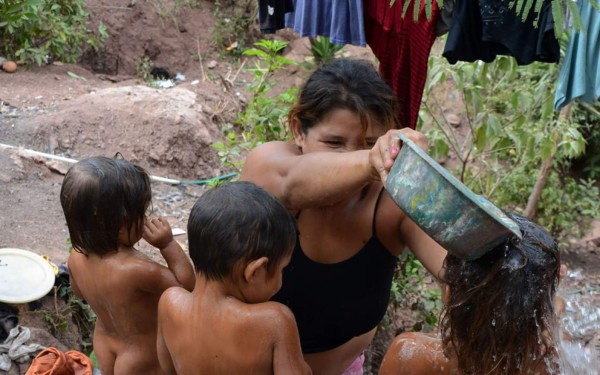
289;58;400;137
60;156;151;255
441;212;561;374
187;181;296;281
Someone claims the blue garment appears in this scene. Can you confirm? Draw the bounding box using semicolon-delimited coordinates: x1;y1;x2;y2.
284;0;366;47
554;0;600;110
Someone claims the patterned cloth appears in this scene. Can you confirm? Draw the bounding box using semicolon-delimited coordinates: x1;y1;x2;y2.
284;0;366;46
365;0;440;129
554;0;600;110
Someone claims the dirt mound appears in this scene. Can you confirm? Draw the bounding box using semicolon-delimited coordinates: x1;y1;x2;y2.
81;0;219;75
29;85;223;179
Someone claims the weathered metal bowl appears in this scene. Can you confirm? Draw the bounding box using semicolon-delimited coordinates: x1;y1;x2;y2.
386;133;522;260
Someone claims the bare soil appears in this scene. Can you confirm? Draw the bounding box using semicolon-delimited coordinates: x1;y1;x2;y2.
0;1;598;374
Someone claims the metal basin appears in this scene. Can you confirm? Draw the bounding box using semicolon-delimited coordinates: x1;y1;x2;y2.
386;133;522;260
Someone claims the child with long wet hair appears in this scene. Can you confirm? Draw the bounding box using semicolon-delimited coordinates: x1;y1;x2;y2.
380;212;561;375
61;155;195;375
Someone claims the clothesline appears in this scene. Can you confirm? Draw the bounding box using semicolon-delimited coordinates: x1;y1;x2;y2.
259;0;599;125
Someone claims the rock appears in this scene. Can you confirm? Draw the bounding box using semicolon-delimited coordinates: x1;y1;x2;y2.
2;61;17;73
207;60;218;69
446;113;461;127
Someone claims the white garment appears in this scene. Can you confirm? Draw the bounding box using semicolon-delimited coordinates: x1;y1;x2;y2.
0;326;45;371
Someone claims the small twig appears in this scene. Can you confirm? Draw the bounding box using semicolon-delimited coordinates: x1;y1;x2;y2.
230;58;247;85
196;37;208;82
423;101;464;163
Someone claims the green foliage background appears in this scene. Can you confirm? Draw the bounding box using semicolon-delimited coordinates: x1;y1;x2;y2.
0;0;106;66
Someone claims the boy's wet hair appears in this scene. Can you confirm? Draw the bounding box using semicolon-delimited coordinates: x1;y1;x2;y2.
60;156;151;255
187;181;296;280
442;212;560;374
289;58;400;136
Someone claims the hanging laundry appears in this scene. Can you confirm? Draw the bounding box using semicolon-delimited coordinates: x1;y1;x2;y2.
554;0;600;110
443;0;560;65
436;0;457;37
259;0;294;34
285;0;366;46
365;0;440;129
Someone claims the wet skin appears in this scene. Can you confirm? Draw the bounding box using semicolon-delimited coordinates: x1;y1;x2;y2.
68;218;195;375
156;254;312;375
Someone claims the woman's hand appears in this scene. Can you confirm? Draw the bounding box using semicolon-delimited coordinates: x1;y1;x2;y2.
369;128;429;183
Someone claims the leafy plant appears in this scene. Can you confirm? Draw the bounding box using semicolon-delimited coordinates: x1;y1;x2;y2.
389;252;443;333
39;283;96;354
420;49;598;240
134;56;153;82
570;102;600;179
0;0;107;66
309;36;343;65
213;39;298;171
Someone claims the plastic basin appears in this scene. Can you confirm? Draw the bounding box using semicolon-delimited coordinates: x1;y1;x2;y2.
386;133;522;260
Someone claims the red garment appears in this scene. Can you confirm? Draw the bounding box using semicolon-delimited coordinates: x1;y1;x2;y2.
365;0;440;129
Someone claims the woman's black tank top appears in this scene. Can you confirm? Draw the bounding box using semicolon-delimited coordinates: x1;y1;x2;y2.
271;189;398;353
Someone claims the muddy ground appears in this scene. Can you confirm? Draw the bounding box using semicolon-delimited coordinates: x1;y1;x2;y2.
0;1;599;373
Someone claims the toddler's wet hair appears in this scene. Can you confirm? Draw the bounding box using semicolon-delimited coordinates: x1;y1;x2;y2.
187;181;296;280
60;156;151;255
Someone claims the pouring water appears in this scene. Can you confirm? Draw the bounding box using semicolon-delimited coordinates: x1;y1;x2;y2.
554;269;600;375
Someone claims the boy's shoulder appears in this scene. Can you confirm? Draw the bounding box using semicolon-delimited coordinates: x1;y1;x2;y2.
236;301;297;333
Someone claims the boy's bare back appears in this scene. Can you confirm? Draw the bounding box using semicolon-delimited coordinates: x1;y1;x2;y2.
157;286;310;375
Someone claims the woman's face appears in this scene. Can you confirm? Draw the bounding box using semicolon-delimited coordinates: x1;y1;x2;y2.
294;108;386;153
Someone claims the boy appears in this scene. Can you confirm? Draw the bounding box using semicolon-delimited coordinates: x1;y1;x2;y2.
157;182;311;375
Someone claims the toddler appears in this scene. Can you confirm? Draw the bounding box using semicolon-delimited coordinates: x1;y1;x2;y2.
61;156;195;375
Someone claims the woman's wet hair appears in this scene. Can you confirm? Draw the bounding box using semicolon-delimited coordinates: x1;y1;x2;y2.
60;156;151;255
289;58;400;136
441;212;560;374
187;181;297;281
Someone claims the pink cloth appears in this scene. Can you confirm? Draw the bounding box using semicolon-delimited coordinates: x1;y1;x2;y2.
341;352;364;375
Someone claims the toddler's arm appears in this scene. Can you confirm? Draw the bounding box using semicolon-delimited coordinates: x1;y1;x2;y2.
272;305;312;375
143;217;195;291
157;315;176;375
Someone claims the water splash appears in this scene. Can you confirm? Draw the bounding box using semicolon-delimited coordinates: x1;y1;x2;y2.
554;275;600;375
557;340;600;375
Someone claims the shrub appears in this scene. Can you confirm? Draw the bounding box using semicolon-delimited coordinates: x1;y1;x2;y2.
0;0;106;66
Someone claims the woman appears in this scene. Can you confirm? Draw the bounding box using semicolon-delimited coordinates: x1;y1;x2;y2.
379;213;562;375
241;58;447;374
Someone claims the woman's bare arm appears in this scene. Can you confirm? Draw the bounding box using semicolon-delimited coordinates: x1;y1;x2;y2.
400;215;447;280
241;142;374;210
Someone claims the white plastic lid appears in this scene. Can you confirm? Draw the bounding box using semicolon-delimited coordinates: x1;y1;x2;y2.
0;248;56;303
